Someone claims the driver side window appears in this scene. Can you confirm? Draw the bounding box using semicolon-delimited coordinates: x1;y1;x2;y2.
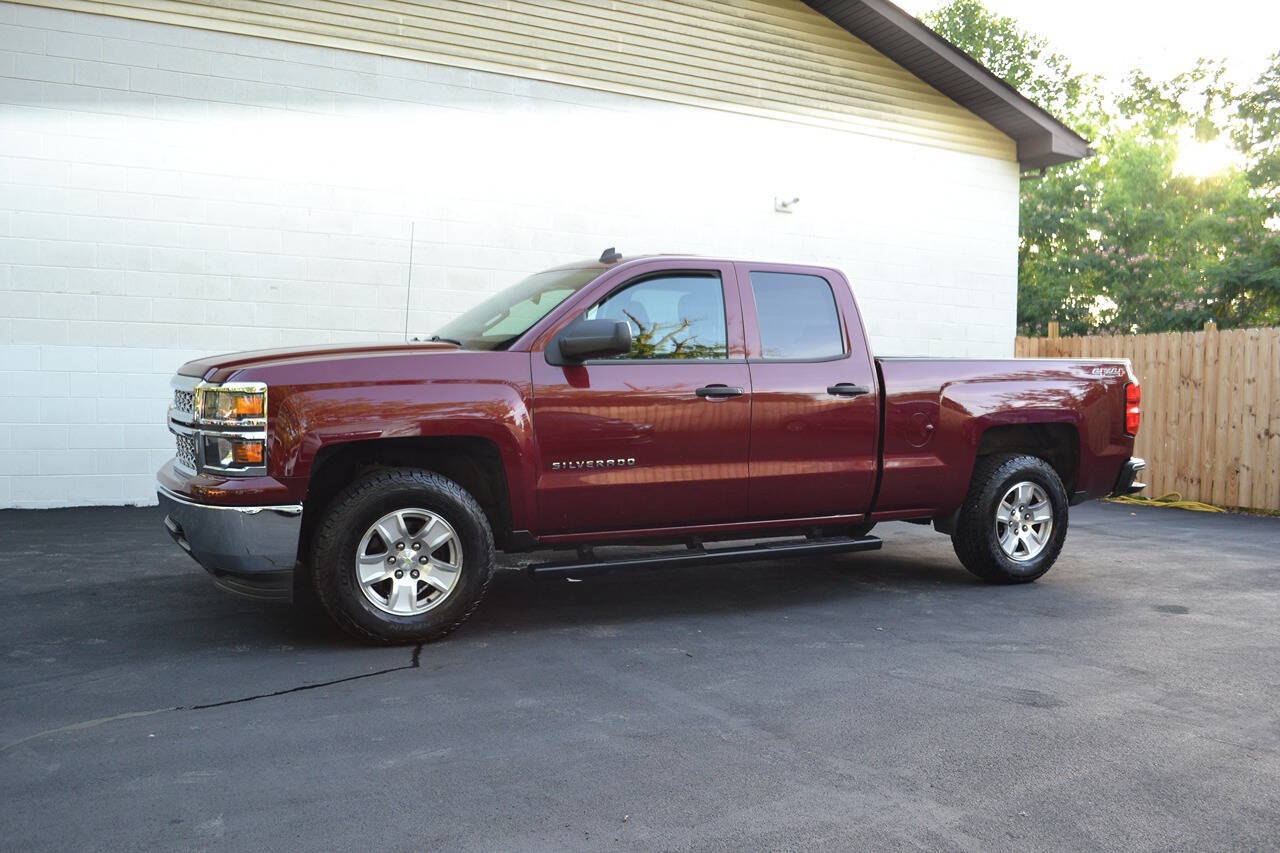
583;274;727;360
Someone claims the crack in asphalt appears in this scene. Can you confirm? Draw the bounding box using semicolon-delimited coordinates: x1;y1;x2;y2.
185;643;424;710
1;644;425;754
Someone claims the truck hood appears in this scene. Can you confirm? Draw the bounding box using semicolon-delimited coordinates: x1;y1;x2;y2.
178;342;460;381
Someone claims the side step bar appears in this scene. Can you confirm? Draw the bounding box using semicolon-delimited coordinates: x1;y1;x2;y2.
527;535;882;580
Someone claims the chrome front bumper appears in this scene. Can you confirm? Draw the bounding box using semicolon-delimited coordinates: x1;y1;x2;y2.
158;485;302;601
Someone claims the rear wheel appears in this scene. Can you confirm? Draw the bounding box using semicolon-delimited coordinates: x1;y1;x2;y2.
951;454;1068;583
310;468;495;644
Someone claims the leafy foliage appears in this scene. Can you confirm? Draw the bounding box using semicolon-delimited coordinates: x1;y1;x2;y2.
924;0;1091;121
1234;52;1280;212
925;3;1280;333
614;310;725;360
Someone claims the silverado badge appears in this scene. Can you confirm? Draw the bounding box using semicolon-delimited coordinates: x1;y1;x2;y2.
552;458;637;471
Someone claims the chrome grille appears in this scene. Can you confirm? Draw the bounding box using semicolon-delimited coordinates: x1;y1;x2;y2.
173;388;195;415
175;433;197;471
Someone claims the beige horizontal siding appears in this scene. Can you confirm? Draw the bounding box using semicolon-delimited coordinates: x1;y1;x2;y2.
14;0;1016;159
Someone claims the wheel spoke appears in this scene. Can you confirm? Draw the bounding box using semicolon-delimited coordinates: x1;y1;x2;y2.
419;517;453;551
1017;482;1034;505
998;527;1018;556
996;503;1014;524
373;518;402;549
357;553;392;585
422;572;451;594
429;557;459;574
1030;503;1052;523
386;579;417;613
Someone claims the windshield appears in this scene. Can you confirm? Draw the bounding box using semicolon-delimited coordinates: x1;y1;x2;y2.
431;267;605;351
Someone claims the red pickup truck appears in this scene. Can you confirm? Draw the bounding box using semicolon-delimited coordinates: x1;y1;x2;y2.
158;252;1145;643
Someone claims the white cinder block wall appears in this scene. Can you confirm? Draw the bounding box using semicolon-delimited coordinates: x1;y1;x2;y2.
0;2;1020;508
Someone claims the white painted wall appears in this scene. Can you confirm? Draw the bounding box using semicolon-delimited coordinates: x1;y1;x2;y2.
0;2;1020;508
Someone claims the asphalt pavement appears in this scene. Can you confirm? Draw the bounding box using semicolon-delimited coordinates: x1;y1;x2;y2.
1;501;1277;851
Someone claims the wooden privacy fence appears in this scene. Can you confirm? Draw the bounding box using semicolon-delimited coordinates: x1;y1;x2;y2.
1015;325;1280;511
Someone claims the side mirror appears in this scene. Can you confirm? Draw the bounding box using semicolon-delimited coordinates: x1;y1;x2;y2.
553;319;632;363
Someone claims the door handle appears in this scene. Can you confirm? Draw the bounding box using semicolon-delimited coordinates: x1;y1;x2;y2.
827;383;871;397
695;384;745;399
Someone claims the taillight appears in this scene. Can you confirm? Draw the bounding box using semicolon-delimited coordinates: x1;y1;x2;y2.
1124;381;1141;436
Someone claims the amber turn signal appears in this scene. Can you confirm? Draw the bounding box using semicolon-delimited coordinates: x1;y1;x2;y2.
231;395;265;417
203;435;266;470
232;441;264;465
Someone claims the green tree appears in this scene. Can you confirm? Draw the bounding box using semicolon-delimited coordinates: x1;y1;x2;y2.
1234;52;1280;212
925;2;1280;333
924;0;1091;122
1221;53;1280;326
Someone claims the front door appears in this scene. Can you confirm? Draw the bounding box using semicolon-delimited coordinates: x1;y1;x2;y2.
531;261;751;534
737;263;880;520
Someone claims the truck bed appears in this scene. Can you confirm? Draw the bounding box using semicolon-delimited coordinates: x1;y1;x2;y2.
872;357;1136;521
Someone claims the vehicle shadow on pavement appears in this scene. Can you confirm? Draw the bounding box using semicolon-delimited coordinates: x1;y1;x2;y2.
145;544;988;651
165;547;985;647
202;540;988;648
461;546;986;636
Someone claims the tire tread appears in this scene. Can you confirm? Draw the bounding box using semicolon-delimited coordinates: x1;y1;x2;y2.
310;468;495;645
951;453;1067;584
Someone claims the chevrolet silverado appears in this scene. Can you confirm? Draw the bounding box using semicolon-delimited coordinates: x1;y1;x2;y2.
158;252;1145;643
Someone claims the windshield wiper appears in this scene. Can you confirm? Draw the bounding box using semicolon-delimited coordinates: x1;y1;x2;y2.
490;335;521;351
428;335;463;346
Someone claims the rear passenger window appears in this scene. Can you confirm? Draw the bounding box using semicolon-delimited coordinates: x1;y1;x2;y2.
750;272;844;359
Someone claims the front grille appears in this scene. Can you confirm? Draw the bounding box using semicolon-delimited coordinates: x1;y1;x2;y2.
173;388;195;415
175;433;197;471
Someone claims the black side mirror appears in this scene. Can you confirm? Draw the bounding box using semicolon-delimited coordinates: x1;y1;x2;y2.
552;319;632;363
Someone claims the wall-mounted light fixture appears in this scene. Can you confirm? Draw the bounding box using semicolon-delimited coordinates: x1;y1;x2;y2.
774;196;800;213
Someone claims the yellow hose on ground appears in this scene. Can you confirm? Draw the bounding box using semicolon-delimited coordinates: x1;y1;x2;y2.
1108;492;1226;512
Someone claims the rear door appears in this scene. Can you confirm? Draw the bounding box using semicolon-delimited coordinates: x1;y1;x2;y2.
530;260;751;534
736;263;879;520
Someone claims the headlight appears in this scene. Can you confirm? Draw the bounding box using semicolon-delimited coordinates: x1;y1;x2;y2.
181;381;269;475
196;382;266;425
202;435;266;468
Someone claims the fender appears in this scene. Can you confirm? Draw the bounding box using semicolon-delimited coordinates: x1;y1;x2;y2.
942;378;1088;509
229;350;538;530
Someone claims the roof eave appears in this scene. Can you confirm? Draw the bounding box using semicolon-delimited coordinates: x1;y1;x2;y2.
1018;132;1094;170
807;0;1093;169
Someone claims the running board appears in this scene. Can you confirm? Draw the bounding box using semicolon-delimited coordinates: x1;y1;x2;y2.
527;535;882;580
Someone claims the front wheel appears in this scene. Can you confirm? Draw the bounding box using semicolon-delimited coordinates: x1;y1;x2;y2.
951;454;1068;584
310;468;495;644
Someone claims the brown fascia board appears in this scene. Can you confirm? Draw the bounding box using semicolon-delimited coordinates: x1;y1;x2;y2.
806;0;1094;169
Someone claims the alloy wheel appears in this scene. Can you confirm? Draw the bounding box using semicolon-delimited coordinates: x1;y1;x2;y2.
355;508;462;616
995;481;1053;562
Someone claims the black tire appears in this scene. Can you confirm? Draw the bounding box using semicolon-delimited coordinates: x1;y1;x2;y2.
310;468;495;644
951;454;1068;584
